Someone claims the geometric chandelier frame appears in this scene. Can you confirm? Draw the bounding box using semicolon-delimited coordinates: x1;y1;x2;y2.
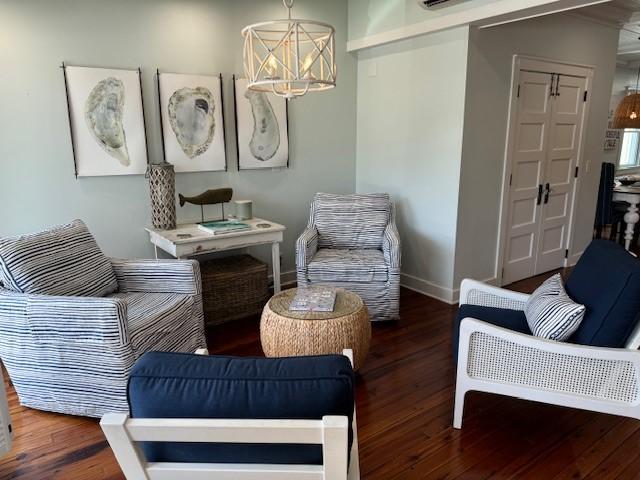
241;0;336;99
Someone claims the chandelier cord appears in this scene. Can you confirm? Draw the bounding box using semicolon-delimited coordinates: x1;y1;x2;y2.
634;64;640;113
283;0;293;20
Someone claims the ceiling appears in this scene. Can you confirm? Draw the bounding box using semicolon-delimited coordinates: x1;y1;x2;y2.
575;0;640;64
614;1;640;63
618;14;640;63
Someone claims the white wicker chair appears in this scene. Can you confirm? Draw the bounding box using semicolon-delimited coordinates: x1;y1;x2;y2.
454;279;640;429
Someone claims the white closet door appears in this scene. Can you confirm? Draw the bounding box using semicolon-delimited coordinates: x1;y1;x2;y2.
534;74;586;275
503;71;553;285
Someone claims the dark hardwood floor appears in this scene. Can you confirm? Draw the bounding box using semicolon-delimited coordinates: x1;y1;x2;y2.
1;270;639;479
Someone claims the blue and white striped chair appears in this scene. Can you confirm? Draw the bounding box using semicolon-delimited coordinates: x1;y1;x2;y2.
0;220;206;417
296;193;400;321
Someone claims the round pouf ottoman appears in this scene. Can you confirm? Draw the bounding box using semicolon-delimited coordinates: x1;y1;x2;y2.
260;288;371;370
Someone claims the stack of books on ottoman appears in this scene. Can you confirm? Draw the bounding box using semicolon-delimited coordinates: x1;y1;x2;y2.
289;287;337;313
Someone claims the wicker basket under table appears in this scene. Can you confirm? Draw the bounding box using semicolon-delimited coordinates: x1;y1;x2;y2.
260;288;371;370
200;255;269;325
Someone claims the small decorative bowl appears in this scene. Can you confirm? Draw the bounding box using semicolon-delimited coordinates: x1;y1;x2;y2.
619;178;637;186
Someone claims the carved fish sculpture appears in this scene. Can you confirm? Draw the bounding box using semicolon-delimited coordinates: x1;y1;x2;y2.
245;90;280;161
178;188;233;207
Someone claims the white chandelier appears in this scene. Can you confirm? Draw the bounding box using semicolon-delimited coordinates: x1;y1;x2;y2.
241;0;337;99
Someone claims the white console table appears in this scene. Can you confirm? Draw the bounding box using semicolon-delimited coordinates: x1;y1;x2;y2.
613;186;640;251
146;218;286;293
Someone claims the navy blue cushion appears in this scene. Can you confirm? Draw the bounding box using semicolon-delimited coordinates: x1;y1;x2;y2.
453;304;530;360
128;351;354;465
565;239;640;347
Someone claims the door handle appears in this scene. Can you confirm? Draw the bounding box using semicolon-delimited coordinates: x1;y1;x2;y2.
544;183;551;204
537;184;543;205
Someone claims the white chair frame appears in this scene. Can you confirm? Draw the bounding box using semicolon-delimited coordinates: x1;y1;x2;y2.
454;279;640;429
101;349;360;480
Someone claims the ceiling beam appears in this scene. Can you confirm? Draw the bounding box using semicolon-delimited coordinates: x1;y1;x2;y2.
478;0;617;28
347;0;612;53
618;48;640;55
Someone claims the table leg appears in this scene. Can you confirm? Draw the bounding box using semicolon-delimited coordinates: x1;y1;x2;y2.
272;242;281;293
623;202;640;251
154;245;159;260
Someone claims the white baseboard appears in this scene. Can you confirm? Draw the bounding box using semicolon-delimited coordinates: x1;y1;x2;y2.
567;250;584;267
282;268;498;306
269;269;297;289
400;273;457;305
451;276;498;304
401;273;498;305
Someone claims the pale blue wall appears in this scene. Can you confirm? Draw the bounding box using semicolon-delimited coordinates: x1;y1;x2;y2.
348;0;499;42
350;4;619;298
355;27;470;292
455;15;618;285
0;0;357;276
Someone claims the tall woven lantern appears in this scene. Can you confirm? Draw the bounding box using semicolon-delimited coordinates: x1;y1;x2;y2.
612;92;640;129
612;65;640;129
148;162;176;230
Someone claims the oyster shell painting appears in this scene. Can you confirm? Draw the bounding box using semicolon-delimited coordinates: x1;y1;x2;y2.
84;77;130;166
234;77;288;170
245;90;280;161
168;87;215;158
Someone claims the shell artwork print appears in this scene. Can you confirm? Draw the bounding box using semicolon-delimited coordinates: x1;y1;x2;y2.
245;89;280;161
168;87;216;158
84;77;130;166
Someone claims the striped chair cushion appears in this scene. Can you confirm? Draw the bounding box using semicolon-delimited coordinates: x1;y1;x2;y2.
313;193;390;250
525;274;586;341
307;249;388;283
110;292;196;355
0;219;118;297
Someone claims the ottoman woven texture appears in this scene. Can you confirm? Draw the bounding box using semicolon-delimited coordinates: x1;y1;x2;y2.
260;288;371;370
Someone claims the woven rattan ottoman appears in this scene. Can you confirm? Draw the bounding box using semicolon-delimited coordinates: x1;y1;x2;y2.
260;288;371;370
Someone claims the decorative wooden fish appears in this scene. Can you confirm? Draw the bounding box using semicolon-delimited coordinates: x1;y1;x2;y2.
178;188;233;207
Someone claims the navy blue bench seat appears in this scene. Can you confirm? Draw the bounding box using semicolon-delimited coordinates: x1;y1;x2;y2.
128;351;355;465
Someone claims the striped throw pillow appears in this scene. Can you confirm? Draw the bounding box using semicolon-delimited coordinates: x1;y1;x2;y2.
525;273;586;341
0;219;118;297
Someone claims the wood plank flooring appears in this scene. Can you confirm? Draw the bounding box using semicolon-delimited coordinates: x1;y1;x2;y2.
1;270;639;479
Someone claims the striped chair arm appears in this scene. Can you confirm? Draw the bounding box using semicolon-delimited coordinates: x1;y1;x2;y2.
459;279;529;311
382;222;400;270
0;288;129;346
295;227;319;269
111;259;201;295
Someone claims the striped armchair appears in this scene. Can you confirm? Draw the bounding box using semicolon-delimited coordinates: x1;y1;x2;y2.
0;220;206;417
296;193;400;321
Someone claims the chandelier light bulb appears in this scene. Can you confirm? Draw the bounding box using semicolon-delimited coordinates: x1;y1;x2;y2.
265;56;279;79
302;53;316;80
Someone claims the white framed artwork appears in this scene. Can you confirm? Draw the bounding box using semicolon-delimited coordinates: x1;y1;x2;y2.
63;65;148;177
233;76;289;170
158;72;226;172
